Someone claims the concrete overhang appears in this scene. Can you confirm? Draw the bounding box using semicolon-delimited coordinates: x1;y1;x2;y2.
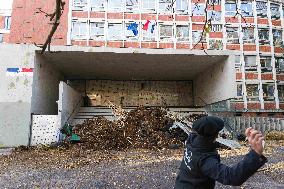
38;47;238;80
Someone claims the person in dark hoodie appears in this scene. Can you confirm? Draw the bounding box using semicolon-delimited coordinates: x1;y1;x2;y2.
175;116;267;189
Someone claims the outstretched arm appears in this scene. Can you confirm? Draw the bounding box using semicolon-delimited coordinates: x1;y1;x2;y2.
201;128;267;186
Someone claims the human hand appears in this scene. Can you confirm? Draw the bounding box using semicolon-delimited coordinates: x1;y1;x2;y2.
245;127;265;155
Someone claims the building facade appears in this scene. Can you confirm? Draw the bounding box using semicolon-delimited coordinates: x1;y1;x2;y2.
1;0;284;115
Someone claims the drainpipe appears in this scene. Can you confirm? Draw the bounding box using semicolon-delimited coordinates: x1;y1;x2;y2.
28;113;34;147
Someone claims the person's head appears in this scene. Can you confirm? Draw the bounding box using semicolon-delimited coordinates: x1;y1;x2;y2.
192;116;224;142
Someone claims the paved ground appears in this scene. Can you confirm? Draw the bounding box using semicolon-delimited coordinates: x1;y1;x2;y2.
0;141;283;189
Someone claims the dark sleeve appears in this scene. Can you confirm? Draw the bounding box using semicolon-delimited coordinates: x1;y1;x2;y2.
200;150;267;186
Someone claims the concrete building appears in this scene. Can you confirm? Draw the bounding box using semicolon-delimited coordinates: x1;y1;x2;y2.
0;0;284;147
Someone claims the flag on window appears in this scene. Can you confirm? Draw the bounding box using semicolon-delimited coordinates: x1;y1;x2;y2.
127;22;139;36
142;20;151;31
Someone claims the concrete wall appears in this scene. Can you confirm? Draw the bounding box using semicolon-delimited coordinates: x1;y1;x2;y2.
58;81;82;128
31;54;64;115
194;55;237;106
0;44;35;147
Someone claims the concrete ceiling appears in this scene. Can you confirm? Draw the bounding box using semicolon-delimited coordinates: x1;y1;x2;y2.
42;51;228;80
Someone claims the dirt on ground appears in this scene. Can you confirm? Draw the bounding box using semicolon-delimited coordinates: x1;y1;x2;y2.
0;140;283;189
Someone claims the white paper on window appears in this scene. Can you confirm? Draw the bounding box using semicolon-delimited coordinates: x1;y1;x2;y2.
143;0;156;11
90;22;104;39
126;0;139;12
108;23;122;40
159;0;173;13
176;0;188;13
191;4;205;16
108;0;123;11
142;20;156;41
73;0;87;11
90;0;105;11
244;56;257;67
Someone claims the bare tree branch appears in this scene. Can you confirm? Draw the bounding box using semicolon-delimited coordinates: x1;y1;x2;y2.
35;0;65;54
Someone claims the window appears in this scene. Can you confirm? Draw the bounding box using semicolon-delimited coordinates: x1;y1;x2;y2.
270;3;280;20
142;20;156;41
73;0;87;11
209;0;221;5
126;22;139;40
275;57;284;73
211;24;222;32
262;84;275;101
244;55;257;69
159;0;173;13
258;29;269;45
278;85;284;102
209;39;223;50
108;0;123;11
4;16;11;30
90;0;105;11
71;21;87;39
225;0;237;16
143;0;156;11
256;1;267;17
272;29;282;47
176;0;188;14
107;23;122;40
176;25;189;41
226;27;239;44
126;0;139;12
240;1;253;17
260;56;272;72
246;84;259;101
192;30;206;43
160;25;173;41
191;4;205;16
207;11;221;22
237;83;243;96
90;22;104;40
235;55;241;68
242;27;254;43
0;33;3;43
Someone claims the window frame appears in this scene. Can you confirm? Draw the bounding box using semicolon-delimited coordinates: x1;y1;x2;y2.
90;0;105;11
159;24;173;41
89;22;105;40
270;3;281;20
176;0;189;14
242;27;255;44
4;16;11;30
244;55;257;70
262;83;275;101
73;0;88;11
256;1;267;18
226;27;239;44
107;23;123;41
246;84;259;101
125;22;140;40
240;1;253;17
71;21;88;40
176;25;190;42
258;28;270;45
125;0;140;12
272;29;283;47
192;30;206;44
142;0;156;12
191;4;205;16
260;56;272;72
278;84;284;102
225;0;237;16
